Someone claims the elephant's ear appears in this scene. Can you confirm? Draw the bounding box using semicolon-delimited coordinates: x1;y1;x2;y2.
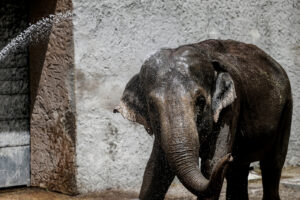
113;74;151;132
212;62;237;123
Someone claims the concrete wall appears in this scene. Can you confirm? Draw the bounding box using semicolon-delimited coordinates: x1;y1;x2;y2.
73;0;300;193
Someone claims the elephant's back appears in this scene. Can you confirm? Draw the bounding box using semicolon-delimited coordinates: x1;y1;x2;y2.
199;40;287;80
198;39;291;101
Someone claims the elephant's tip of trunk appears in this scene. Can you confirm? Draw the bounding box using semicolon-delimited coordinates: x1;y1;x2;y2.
197;153;233;199
225;153;234;163
228;154;234;162
216;153;234;168
210;153;233;181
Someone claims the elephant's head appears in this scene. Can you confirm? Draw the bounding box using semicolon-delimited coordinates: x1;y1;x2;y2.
114;46;236;198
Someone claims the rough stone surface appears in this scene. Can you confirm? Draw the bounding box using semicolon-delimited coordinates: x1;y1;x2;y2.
29;0;77;194
73;0;300;193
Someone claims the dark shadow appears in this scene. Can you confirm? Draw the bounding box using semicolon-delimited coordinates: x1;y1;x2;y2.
28;0;57;115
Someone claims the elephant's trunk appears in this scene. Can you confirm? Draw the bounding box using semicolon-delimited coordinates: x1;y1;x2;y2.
158;96;232;199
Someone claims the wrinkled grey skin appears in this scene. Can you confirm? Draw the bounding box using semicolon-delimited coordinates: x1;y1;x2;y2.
114;40;292;200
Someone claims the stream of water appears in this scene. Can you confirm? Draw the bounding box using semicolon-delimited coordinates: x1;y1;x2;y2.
0;11;72;62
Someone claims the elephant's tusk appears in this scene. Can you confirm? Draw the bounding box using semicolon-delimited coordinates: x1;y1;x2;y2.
113;105;121;113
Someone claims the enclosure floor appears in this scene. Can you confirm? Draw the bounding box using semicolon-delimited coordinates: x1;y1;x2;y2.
0;168;299;200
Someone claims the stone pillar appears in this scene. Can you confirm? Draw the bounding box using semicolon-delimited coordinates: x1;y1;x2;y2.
29;0;77;194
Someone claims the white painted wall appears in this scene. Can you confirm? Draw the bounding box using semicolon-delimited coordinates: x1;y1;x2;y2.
73;0;300;193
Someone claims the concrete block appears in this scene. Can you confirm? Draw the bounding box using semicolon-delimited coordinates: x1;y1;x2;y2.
0;145;30;187
0;67;28;81
0;80;28;94
0;131;30;147
0;94;29;119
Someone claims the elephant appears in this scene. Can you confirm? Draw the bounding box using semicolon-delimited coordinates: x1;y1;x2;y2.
113;39;293;200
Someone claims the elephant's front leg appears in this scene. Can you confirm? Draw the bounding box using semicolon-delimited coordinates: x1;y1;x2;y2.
139;138;175;200
225;163;250;200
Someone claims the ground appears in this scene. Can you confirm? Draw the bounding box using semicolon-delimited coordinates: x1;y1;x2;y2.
0;168;299;200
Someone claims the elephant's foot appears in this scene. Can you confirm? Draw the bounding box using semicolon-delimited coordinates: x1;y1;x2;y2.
260;159;282;200
225;163;250;200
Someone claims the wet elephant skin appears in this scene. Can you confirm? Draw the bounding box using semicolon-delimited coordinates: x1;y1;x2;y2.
114;39;293;200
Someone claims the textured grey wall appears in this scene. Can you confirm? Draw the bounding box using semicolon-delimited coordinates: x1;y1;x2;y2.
0;1;29;139
0;0;30;187
73;0;300;193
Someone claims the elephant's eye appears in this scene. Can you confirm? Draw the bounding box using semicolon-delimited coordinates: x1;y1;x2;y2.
195;96;206;114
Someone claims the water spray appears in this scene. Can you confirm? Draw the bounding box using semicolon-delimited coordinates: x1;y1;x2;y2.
0;11;72;62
